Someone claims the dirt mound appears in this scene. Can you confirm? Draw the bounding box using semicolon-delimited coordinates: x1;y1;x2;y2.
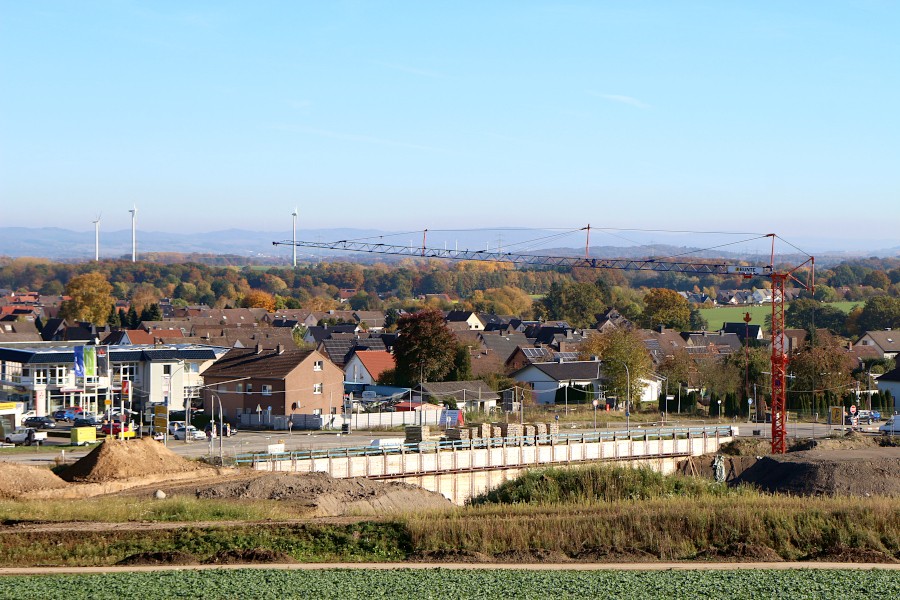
0;462;69;498
195;472;452;516
694;543;783;562
203;548;296;564
117;551;199;566
719;438;771;456
809;545;898;564
733;448;900;496
59;437;203;483
791;432;882;452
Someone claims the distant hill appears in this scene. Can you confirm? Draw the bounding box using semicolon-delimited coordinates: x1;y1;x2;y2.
0;226;887;267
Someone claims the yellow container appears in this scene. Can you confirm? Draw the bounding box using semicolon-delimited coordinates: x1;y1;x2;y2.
70;426;97;445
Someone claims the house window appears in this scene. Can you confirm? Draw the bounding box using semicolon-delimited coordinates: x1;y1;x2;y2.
313;383;323;394
32;368;47;384
313;360;323;371
236;383;243;393
313;408;322;416
163;365;172;376
186;362;200;373
246;384;253;394
262;385;272;396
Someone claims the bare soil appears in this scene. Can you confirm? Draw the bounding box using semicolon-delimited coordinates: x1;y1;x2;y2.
117;551;200;566
59;437;204;483
0;462;68;498
194;471;453;516
733;447;900;496
203;549;297;565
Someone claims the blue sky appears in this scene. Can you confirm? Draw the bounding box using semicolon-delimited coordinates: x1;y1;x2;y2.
1;1;898;252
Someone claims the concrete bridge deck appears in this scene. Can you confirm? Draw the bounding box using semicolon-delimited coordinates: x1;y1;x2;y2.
239;425;736;504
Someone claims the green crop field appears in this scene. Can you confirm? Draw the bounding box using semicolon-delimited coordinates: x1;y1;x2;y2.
1;568;897;600
699;301;861;333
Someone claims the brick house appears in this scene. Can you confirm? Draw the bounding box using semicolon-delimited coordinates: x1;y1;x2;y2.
200;344;344;420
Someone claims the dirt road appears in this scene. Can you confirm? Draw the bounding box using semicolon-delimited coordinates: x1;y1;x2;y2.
1;561;899;576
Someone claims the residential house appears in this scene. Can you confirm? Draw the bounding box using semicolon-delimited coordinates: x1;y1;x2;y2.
201;344;344;420
445;310;485;331
875;366;900;413
344;350;395;385
855;330;900;360
511;359;603;405
721;322;764;343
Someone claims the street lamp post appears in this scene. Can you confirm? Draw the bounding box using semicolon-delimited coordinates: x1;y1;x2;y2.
210;393;224;465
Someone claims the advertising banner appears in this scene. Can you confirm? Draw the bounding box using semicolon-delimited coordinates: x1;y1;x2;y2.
83;346;96;378
73;346;85;378
96;345;109;374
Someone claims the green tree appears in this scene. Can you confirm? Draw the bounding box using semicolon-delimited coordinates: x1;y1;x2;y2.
785;298;847;333
392;309;459;386
641;288;690;330
578;328;652;409
857;296;900;332
59;272;114;325
537;281;607;328
139;303;163;322
446;343;474;381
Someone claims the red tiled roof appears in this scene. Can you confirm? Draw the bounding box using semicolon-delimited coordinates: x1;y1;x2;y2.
354;350;395;381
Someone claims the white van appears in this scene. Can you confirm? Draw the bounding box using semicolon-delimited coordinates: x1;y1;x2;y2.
368;437;405;451
879;417;899;435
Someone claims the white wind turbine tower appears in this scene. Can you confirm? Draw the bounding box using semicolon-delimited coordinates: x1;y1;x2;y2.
129;205;137;262
92;213;101;261
291;207;298;267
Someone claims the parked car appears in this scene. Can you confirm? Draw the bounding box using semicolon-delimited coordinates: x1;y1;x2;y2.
367;437;405;452
62;407;84;421
168;421;186;435
172;425;206;441
23;416;56;429
51;408;70;421
856;410;881;425
879;417;900;435
73;416;102;429
100;421;131;435
4;427;47;446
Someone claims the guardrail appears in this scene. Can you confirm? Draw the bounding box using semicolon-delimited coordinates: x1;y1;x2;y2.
234;425;734;465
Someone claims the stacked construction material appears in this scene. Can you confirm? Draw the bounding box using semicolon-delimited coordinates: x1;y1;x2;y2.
523;424;537;438
491;426;503;438
471;423;492;440
499;423;523;438
405;425;430;444
445;427;470;441
547;422;560;436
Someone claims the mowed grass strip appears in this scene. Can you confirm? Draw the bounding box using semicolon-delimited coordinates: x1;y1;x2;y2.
1;568;898;600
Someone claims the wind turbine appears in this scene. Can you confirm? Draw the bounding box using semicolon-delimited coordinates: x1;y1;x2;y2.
92;213;101;261
291;207;298;267
129;205;137;262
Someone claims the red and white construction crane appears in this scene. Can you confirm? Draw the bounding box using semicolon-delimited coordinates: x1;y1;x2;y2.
274;232;813;453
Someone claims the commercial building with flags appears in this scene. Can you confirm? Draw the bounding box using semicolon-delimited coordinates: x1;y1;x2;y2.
0;343;228;420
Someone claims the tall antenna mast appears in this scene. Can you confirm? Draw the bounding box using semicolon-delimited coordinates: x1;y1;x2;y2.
92;213;101;261
291;208;298;267
129;206;137;262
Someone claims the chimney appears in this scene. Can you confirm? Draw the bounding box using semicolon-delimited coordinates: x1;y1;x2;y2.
276;343;284;355
256;343;263;354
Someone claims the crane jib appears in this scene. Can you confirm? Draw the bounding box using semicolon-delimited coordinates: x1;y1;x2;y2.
276;240;772;276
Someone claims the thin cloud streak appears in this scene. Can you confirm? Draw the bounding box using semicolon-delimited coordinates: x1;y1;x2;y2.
271;125;450;153
589;92;651;109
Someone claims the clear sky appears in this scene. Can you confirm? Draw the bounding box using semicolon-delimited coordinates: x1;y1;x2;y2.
1;1;898;251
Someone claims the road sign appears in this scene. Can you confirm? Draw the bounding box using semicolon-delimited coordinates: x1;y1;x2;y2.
850;405;857;414
592;399;599;407
748;398;753;405
104;399;111;406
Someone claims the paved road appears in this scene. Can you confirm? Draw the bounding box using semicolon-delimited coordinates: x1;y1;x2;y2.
2;420;883;466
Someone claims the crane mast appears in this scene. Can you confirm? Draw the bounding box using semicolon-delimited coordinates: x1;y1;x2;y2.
274;234;813;454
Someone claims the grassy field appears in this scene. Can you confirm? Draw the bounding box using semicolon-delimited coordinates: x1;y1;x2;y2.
699;301;861;332
1;569;898;600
